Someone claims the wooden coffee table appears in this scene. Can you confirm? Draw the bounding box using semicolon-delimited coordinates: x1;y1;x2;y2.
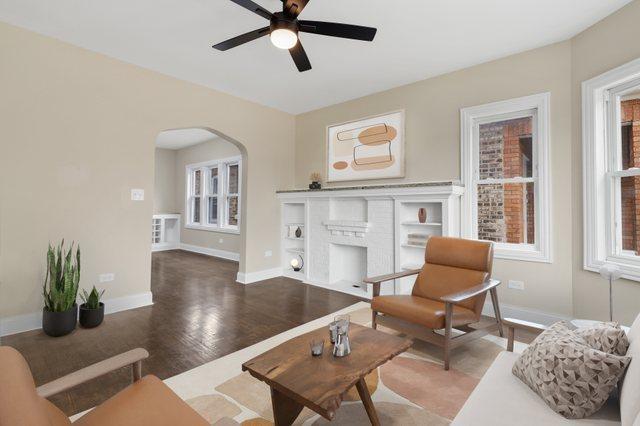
242;323;412;425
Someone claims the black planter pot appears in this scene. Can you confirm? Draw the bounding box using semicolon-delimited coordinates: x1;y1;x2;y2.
42;304;77;337
79;303;104;328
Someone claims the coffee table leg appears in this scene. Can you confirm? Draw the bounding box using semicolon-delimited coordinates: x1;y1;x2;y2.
271;387;304;426
356;378;381;426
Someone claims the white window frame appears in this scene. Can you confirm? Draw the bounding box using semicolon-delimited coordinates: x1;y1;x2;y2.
583;57;640;281
185;155;242;234
461;92;552;263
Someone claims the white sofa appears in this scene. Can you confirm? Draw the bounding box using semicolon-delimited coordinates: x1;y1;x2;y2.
452;315;640;426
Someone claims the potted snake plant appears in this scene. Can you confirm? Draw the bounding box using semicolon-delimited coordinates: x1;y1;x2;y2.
79;286;105;328
42;241;80;337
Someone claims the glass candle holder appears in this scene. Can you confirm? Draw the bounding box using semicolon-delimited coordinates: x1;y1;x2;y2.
310;338;324;356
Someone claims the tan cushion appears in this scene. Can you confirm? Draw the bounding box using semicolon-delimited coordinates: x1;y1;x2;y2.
573;321;629;356
424;236;494;273
412;263;488;312
73;375;208;426
371;295;477;329
0;346;68;426
620;314;640;426
452;351;620;426
513;322;630;419
41;398;72;426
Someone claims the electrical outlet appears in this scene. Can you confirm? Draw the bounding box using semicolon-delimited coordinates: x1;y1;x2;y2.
264;250;273;257
508;280;525;290
99;273;115;283
219;238;224;243
130;189;144;201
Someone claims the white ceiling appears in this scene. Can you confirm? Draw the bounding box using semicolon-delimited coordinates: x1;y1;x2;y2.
0;0;632;114
155;128;219;150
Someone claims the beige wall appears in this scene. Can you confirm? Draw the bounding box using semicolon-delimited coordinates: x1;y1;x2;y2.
154;148;177;214
175;138;242;254
0;21;294;319
296;41;575;318
571;0;640;325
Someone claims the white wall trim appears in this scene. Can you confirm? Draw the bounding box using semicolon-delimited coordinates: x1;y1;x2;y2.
482;300;571;326
583;57;640;282
236;267;283;284
179;243;240;262
0;291;153;337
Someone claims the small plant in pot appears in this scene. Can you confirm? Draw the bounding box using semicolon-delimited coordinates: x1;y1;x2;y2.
42;241;80;337
79;286;105;328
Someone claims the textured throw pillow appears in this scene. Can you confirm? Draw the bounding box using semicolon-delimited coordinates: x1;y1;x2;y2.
573;321;629;356
513;322;631;419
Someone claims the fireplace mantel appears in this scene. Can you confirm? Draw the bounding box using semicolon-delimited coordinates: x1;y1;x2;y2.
277;181;463;196
277;182;463;298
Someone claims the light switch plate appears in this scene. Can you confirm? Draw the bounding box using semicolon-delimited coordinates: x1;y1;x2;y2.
131;189;144;201
99;273;115;283
264;250;273;257
508;280;525;290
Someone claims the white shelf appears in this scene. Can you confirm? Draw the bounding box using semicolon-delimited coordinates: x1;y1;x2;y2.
401;221;442;226
285;247;305;254
402;243;426;249
401;263;424;271
283;269;305;280
285;236;304;241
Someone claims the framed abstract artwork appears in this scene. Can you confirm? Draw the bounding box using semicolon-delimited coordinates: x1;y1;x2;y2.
326;110;405;182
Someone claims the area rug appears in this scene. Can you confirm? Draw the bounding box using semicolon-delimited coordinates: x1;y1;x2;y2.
161;302;527;425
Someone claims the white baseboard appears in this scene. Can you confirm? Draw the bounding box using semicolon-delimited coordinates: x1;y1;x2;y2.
152;242;179;252
236;267;283;284
179;243;240;262
482;300;571;326
0;291;154;337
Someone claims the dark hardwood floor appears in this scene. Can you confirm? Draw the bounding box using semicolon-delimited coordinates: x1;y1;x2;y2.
3;250;538;417
2;250;361;416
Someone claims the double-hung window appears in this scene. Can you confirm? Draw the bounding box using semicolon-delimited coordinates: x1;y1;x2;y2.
461;93;551;262
584;58;640;280
186;156;241;233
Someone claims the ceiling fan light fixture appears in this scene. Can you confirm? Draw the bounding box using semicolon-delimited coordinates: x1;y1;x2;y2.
270;28;298;49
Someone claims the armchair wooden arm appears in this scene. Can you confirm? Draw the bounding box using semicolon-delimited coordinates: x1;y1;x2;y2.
36;348;149;398
364;269;421;297
439;279;500;304
503;318;546;352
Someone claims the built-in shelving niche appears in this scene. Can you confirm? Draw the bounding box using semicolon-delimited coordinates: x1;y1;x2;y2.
281;202;306;281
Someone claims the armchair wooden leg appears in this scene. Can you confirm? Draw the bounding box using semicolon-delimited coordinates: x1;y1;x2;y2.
132;360;142;382
372;311;378;330
489;287;504;338
443;303;453;371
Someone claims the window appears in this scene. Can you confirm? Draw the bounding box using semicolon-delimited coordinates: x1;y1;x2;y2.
584;57;640;280
461;93;551;262
186;156;241;233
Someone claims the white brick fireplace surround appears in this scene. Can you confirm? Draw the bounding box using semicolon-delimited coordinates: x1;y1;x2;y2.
277;182;464;298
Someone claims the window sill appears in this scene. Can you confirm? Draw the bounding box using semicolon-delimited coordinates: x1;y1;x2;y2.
585;256;640;282
494;246;552;264
185;224;239;235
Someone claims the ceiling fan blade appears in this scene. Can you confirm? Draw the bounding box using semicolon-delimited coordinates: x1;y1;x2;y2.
298;20;377;41
213;26;270;51
229;0;273;20
281;0;309;17
289;41;311;72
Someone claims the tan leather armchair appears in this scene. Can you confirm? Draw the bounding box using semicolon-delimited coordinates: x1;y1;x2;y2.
0;346;208;426
365;236;503;370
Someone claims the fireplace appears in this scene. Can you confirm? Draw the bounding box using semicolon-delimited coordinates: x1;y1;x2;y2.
329;244;367;294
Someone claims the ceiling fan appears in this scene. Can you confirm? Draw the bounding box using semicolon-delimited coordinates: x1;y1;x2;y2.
213;0;377;72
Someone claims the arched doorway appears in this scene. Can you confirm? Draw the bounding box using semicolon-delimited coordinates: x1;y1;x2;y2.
152;127;248;271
